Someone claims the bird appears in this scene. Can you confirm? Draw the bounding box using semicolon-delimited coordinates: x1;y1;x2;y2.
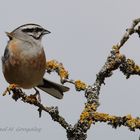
2;23;69;99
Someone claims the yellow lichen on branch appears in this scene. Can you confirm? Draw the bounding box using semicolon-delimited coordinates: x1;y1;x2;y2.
46;60;69;80
120;58;140;78
126;59;140;73
91;113;140;131
46;60;59;70
2;84;18;96
46;60;88;91
75;80;87;91
59;68;69;80
124;115;140;130
80;107;140;131
93;112;116;122
80;103;98;125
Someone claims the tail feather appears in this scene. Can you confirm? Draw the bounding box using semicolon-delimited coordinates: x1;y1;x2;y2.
37;78;69;99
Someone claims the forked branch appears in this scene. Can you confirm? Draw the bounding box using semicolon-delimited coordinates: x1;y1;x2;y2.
3;18;140;140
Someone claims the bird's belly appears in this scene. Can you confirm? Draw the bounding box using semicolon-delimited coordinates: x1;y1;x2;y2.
3;52;46;89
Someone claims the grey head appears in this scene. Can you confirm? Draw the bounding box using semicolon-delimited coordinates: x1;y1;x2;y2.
7;23;51;41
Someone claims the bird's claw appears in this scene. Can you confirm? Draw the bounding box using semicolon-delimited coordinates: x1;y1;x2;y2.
34;88;41;103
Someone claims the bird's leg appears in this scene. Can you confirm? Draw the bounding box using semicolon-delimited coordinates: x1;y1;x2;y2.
3;84;18;96
33;87;41;103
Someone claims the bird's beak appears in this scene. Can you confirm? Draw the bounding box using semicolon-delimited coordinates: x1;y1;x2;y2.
5;32;13;40
43;29;51;35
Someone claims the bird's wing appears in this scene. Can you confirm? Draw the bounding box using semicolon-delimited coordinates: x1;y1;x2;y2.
37;78;69;99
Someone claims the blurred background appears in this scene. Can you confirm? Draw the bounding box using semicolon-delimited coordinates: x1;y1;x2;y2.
0;0;140;139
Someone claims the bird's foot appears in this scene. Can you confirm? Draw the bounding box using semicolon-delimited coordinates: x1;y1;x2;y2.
33;88;41;103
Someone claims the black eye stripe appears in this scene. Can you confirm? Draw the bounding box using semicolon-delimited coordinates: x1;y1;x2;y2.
22;28;43;40
22;27;43;33
35;28;43;32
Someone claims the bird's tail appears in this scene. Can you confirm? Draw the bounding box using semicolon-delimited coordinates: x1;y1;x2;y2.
37;78;69;99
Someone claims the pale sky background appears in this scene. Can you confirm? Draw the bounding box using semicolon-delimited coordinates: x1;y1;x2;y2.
0;0;140;140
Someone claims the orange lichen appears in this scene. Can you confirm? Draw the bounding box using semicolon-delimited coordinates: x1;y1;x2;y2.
46;60;58;71
59;68;69;80
80;103;98;123
126;59;140;74
135;65;140;72
75;80;87;91
46;60;69;80
124;115;140;130
93;112;116;122
80;112;90;121
3;84;18;96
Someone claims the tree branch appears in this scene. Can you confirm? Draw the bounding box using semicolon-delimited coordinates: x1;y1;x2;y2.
3;18;140;140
